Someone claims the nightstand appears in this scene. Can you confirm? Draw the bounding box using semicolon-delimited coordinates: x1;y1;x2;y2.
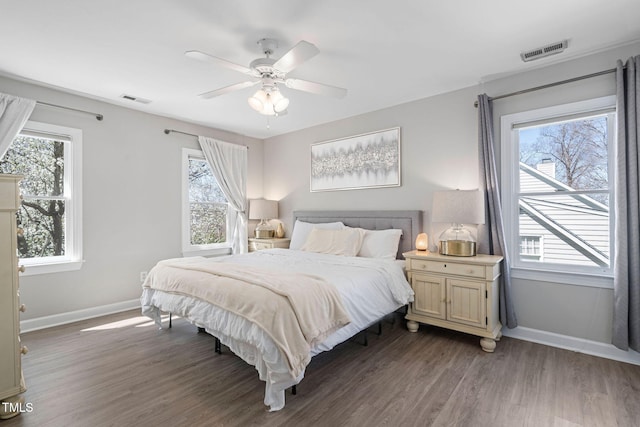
403;250;503;352
248;237;291;252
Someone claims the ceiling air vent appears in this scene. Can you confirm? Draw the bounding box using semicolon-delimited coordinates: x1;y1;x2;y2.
119;94;151;104
520;40;568;62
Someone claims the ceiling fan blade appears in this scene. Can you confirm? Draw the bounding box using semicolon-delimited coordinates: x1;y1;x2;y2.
198;80;260;99
285;78;347;99
273;41;320;74
185;50;255;76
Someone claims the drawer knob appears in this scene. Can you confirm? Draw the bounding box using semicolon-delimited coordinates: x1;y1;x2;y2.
18;265;25;273
19;304;26;313
21;346;29;355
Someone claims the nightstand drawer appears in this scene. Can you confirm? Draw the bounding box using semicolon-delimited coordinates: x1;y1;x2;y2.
409;259;485;279
249;241;272;251
248;238;291;252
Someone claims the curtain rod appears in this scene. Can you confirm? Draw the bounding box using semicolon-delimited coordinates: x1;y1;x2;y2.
37;101;103;120
164;128;197;138
474;67;617;107
164;128;249;149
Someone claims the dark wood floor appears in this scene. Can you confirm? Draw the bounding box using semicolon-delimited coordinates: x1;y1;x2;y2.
3;309;640;427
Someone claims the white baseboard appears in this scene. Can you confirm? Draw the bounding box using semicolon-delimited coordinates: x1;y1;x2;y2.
503;326;640;366
20;299;141;333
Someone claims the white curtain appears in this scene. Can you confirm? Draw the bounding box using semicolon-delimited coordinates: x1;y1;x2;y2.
0;93;36;158
198;136;248;254
613;55;640;351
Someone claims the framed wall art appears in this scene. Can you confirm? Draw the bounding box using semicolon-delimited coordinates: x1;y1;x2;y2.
310;127;401;192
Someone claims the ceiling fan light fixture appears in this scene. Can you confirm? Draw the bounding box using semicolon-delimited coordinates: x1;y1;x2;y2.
274;97;289;113
270;89;289;113
248;89;267;112
248;87;289;116
188;38;347;119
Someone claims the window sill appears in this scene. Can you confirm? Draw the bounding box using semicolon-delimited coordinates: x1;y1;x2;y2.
19;259;84;276
511;267;613;289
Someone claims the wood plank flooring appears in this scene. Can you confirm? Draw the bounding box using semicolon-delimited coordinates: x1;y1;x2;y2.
3;310;640;427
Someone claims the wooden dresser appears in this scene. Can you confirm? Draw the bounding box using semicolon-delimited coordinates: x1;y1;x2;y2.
0;174;27;419
403;250;503;352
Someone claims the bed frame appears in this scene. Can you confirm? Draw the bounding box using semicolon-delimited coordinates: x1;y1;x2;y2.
172;209;422;398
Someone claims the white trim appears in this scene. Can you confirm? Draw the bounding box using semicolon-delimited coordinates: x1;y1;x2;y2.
15;121;83;275
19;259;83;276
502;325;640;366
500;96;616;279
20;299;140;333
181;148;232;255
511;267;613;288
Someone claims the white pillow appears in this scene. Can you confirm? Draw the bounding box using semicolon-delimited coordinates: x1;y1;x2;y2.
357;228;403;260
289;220;344;250
300;227;365;257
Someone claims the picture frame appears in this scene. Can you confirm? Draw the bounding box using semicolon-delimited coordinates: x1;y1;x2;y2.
310;127;401;192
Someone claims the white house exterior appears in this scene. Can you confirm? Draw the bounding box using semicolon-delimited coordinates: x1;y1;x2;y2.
518;161;610;267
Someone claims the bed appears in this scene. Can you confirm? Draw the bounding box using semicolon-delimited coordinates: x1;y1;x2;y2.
140;210;422;411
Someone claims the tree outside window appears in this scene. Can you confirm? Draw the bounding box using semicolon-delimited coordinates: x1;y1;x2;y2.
501;96;615;283
0;135;67;259
188;157;228;245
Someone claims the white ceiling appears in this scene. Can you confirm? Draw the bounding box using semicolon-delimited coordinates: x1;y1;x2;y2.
1;1;639;139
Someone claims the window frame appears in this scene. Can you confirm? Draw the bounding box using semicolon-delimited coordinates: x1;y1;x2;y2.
181;148;232;257
519;235;543;260
500;96;615;288
9;121;83;275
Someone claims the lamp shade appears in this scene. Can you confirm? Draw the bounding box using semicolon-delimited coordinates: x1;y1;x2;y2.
248;89;267;112
431;189;485;225
249;199;278;220
248;88;289;116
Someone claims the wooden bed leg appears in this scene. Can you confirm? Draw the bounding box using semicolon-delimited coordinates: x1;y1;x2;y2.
215;337;222;354
377;321;382;336
169;313;172;329
291;385;297;395
363;330;368;346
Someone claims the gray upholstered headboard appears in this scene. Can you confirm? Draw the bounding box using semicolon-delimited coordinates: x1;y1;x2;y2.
292;210;423;259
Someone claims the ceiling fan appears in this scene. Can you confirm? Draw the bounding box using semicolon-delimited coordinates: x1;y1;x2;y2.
185;38;347;116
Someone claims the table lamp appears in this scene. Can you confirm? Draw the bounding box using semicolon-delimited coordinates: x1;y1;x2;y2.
249;199;278;238
431;189;485;256
415;233;429;251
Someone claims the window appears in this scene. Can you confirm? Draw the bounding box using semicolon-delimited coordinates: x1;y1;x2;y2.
181;148;231;256
501;96;615;287
0;121;83;275
520;235;543;259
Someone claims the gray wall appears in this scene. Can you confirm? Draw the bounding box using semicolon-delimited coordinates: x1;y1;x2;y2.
263;41;640;345
263;85;480;240
0;76;263;321
4;39;639;348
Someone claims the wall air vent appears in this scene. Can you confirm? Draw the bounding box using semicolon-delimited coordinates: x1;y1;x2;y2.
119;94;152;104
520;40;568;62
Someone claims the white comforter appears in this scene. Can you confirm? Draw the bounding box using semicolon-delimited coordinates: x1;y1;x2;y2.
140;248;413;411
